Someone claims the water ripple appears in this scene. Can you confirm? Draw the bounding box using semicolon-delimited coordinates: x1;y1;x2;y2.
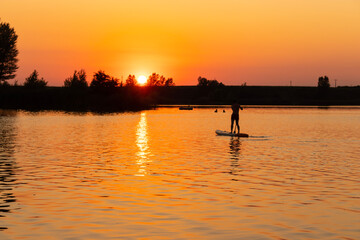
0;108;359;239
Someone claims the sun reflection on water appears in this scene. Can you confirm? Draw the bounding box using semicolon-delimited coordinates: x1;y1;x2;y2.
135;112;151;176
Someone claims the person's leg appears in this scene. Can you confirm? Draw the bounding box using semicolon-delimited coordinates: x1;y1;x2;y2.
231;119;234;133
236;119;240;134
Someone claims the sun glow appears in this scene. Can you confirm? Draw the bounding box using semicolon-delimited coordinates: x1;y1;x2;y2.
137;75;147;85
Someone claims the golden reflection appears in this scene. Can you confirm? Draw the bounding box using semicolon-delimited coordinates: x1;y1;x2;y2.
135;112;151;176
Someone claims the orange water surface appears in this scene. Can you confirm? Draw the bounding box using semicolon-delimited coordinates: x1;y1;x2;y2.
0;107;359;239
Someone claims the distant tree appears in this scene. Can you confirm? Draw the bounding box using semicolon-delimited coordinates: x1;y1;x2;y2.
0;20;19;84
197;76;224;87
208;79;224;87
318;76;330;89
24;70;47;88
197;76;208;87
147;73;174;86
108;77;119;87
147;73;160;86
164;78;175;86
159;75;166;86
64;69;88;88
90;70;119;89
125;74;137;87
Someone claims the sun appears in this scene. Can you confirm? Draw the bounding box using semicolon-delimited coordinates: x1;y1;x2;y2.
137;75;147;85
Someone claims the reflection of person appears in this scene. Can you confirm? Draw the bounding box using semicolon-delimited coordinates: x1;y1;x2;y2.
229;137;241;158
231;100;243;134
229;137;241;175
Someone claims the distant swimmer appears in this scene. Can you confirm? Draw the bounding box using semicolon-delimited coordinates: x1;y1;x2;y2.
223;110;225;113
231;100;243;134
215;109;218;113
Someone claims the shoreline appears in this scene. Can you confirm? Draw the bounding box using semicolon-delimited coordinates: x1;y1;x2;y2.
156;104;360;108
1;86;359;112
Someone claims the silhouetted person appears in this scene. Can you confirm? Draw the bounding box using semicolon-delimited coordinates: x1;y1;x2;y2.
231;100;243;134
215;109;218;113
223;109;225;113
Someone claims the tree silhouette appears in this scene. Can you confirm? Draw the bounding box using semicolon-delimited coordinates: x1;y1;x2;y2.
318;76;330;89
0;20;18;84
147;73;174;86
24;70;47;88
164;78;175;86
147;73;160;86
64;69;88;88
125;74;137;87
197;76;224;87
197;76;208;87
90;70;119;89
159;75;166;86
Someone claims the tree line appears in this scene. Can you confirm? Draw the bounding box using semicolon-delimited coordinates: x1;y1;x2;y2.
17;69;175;89
0;20;174;89
0;19;347;90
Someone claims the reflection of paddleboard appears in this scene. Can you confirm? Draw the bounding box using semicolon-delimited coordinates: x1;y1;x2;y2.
216;130;249;137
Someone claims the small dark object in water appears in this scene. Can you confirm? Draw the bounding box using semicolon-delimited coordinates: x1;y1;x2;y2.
215;109;218;113
223;110;225;113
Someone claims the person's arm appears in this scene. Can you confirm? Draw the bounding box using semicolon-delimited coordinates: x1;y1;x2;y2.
240;105;243;110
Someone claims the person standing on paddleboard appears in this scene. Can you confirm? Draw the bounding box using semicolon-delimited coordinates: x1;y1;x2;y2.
231;100;243;134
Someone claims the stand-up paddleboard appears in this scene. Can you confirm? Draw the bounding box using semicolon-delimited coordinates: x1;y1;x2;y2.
216;130;249;137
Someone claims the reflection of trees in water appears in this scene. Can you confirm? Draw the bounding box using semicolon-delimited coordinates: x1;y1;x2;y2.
0;110;17;231
229;137;242;176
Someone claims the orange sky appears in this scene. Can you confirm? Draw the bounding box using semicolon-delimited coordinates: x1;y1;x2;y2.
1;0;360;86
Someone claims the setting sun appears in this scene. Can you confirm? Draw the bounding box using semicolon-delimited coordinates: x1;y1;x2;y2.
137;75;147;85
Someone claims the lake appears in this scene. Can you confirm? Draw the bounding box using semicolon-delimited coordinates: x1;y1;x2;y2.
0;107;359;239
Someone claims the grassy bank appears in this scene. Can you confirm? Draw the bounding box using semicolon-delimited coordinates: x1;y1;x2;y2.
0;86;359;112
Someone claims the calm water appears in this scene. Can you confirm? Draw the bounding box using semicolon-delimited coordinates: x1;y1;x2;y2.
0;107;359;240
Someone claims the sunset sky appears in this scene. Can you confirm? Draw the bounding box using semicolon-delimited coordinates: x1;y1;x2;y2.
2;0;360;86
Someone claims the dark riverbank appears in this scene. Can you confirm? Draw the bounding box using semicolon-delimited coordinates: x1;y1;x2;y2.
0;86;359;112
0;86;152;112
154;86;360;105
